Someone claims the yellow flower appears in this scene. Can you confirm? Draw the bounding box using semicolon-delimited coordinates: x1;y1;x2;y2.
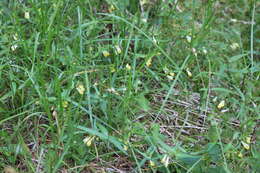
230;43;239;50
123;145;128;151
202;47;207;54
108;5;115;13
24;11;30;19
141;17;148;23
241;141;250;150
169;72;175;77
52;110;57;117
107;88;119;95
186;35;191;43
110;66;116;73
246;136;251;144
161;155;170;167
167;75;173;80
217;100;225;109
114;45;122;54
107;87;116;93
62;101;68;108
11;44;18;51
149;160;155;167
83;136;95;147
126;64;131;70
186;68;192;77
102;50;110;57
192;48;198;57
146;58;152;67
13;33;18;41
164;67;175;80
238;152;243;158
76;84;85;95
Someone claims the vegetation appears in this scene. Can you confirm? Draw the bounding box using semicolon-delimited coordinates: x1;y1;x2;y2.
0;0;259;172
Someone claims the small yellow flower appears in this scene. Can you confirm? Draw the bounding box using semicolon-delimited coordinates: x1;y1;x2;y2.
52;110;57;117
11;44;18;51
230;43;239;50
108;5;115;13
107;87;116;93
24;11;30;19
241;141;250;150
167;75;174;80
149;160;155;167
110;66;116;73
123;145;128;151
141;17;148;23
238;152;243;158
246;137;251;144
186;35;191;43
192;48;198;57
107;88;119;95
186;68;192;77
146;58;152;67
62;101;68;108
83;136;95;147
76;84;85;95
217;100;225;109
102;50;110;57
13;33;18;41
114;45;122;54
161;155;170;167
169;72;175;77
126;64;131;70
202;47;207;54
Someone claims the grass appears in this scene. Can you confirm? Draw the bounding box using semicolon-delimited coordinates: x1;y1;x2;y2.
0;0;259;172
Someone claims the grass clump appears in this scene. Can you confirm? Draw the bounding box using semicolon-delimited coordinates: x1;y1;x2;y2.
0;0;259;172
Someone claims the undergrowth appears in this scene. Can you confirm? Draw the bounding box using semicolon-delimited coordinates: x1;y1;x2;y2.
0;0;259;173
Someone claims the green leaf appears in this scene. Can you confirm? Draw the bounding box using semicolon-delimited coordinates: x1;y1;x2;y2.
228;53;248;62
208;125;218;143
97;123;109;136
136;94;150;112
176;152;202;165
206;143;221;162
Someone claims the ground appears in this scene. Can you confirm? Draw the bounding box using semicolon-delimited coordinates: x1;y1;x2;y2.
0;0;259;173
